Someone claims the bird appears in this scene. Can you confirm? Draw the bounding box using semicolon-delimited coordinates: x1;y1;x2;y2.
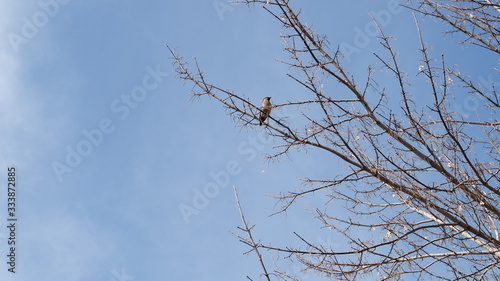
259;97;272;126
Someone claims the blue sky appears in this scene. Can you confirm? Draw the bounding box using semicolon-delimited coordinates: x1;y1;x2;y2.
0;0;497;280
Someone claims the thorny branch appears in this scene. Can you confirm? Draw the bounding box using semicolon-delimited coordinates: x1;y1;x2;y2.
169;0;500;280
232;186;272;281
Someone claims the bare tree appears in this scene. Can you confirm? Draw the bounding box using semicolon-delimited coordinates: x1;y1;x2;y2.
168;0;500;280
406;0;500;55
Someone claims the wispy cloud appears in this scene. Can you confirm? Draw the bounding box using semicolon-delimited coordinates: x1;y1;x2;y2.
22;211;118;280
0;2;75;173
0;3;31;167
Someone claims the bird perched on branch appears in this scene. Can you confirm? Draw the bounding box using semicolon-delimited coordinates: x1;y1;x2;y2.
259;97;272;126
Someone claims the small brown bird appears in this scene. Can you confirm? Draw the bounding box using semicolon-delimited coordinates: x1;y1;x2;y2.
259;97;272;126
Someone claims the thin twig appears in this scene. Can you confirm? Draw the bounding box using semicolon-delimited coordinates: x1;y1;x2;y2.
233;186;272;281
